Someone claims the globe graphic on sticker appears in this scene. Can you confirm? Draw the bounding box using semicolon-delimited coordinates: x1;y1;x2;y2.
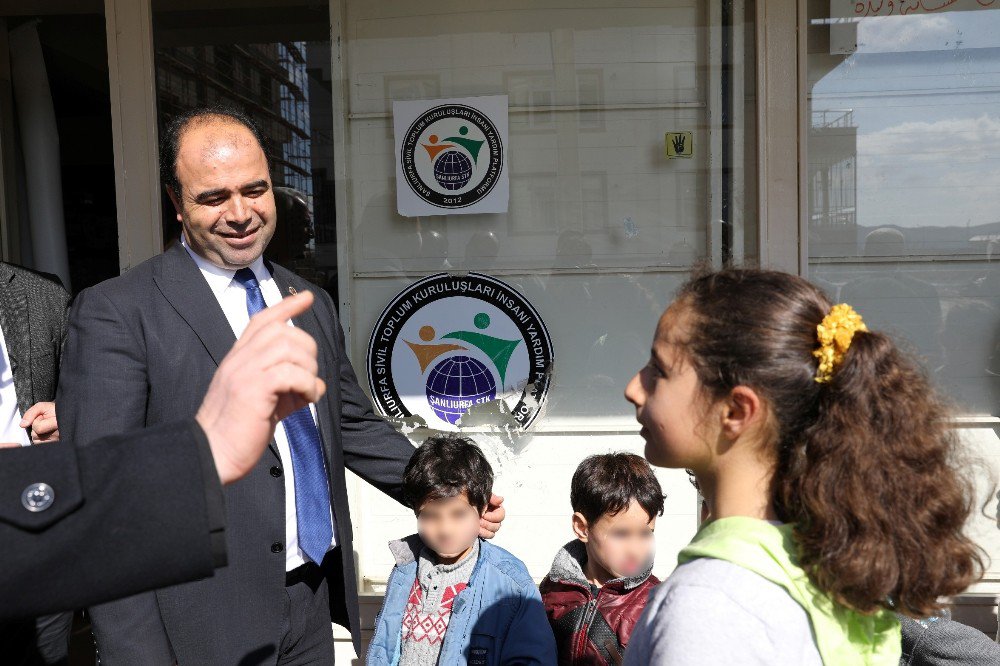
425;355;497;425
433;151;473;191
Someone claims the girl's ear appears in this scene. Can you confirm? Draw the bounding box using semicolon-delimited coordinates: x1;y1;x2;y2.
721;385;763;441
572;512;590;542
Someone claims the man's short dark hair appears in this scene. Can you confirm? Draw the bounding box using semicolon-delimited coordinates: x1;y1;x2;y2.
570;453;665;525
403;435;493;515
159;104;270;197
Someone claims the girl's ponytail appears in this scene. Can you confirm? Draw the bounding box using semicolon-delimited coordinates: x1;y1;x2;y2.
778;329;983;616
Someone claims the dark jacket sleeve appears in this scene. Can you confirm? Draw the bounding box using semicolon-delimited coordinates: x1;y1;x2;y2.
322;289;415;506
899;614;1000;665
32;267;70;364
0;419;225;621
16;266;71;410
54;276;69;364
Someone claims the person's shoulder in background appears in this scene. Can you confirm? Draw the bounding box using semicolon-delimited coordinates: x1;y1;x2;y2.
1;262;69;299
899;614;1000;666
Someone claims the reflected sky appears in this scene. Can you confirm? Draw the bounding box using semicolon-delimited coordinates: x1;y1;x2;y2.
811;9;1000;234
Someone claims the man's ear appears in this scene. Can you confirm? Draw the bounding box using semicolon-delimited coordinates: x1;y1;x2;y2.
166;185;183;222
572;512;590;542
720;385;763;441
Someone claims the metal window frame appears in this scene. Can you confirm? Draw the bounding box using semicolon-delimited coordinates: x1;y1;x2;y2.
755;0;804;275
104;0;163;272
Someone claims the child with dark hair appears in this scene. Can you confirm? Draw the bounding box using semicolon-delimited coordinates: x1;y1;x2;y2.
540;453;664;665
367;435;556;665
622;268;984;665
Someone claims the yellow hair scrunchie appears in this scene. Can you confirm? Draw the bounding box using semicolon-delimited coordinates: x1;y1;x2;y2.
813;304;867;384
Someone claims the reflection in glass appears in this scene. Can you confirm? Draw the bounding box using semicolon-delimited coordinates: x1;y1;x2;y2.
152;3;337;299
808;6;1000;414
344;1;758;422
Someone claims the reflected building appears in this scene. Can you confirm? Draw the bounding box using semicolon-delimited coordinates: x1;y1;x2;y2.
154;39;336;292
157;42;312;195
808;108;858;257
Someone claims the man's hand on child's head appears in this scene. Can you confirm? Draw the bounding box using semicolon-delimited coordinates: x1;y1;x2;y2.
479;493;505;539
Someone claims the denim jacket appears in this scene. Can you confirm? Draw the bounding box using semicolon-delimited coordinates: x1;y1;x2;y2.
367;535;557;666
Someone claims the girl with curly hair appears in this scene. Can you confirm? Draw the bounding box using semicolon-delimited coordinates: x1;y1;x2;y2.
623;268;984;665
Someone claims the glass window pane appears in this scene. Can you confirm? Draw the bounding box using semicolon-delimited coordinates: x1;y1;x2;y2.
152;1;338;299
343;0;758;426
341;0;757;595
807;3;1000;415
2;10;119;293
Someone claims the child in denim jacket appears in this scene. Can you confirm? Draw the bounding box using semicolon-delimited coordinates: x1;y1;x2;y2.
367;435;556;665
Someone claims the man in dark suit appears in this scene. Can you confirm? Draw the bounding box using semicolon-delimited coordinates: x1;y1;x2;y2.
56;106;504;665
3;291;326;620
0;262;72;665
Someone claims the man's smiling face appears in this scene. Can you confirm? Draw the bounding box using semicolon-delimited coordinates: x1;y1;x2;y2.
168;117;277;269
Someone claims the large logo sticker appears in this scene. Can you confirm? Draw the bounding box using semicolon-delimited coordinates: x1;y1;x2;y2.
367;273;553;430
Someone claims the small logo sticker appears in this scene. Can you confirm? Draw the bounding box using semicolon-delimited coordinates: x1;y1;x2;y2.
665;131;694;158
393;95;509;217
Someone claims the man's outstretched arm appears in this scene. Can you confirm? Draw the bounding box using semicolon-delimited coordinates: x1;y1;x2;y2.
0;291;325;620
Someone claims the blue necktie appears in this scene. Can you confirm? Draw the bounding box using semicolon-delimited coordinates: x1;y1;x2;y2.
233;268;333;564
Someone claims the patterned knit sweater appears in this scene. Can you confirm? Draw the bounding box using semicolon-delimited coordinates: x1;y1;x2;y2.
399;539;480;665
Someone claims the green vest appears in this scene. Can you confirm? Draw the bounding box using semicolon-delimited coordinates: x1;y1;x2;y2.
678;516;901;665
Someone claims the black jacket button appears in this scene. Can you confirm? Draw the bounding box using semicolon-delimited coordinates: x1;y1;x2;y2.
270;466;283;478
271;542;284;553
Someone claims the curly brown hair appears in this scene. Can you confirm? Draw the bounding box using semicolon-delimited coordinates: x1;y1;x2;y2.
675;267;983;617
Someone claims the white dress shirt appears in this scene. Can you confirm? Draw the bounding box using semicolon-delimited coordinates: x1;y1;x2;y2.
181;237;337;570
0;322;30;447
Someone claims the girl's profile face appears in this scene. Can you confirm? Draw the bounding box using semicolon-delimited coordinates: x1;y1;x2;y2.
625;303;714;469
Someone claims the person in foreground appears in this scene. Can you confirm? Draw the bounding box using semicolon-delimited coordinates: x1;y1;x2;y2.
367;435;556;665
622;267;983;665
540;453;663;665
1;291;324;620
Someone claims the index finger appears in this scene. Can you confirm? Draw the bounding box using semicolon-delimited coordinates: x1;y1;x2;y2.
236;290;315;349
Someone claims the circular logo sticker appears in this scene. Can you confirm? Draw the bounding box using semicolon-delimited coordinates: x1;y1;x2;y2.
367;273;553;430
399;105;504;209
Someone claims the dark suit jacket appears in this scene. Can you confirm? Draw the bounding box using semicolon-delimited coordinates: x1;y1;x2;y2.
0;262;70;663
0;419;226;620
0;262;69;419
56;243;415;664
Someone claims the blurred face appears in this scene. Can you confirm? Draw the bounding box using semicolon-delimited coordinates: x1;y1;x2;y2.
168;120;276;269
416;491;483;562
625;303;717;469
574;500;656;581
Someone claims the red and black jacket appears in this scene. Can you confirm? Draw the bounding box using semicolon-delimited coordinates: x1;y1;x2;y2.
539;540;660;665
